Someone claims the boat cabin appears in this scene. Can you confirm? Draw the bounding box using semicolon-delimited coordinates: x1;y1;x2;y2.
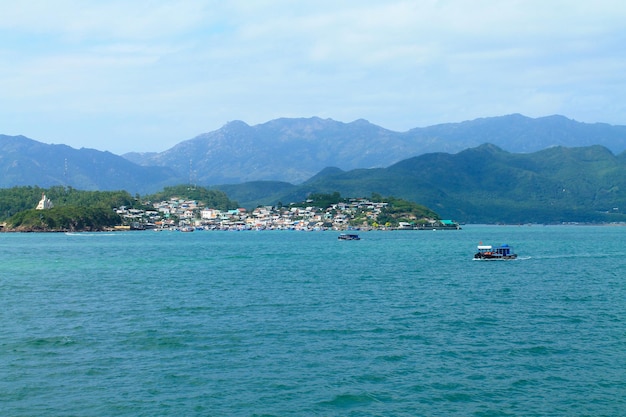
338;233;360;240
474;244;517;260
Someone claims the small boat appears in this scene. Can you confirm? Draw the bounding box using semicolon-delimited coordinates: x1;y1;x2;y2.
338;233;360;240
474;243;517;260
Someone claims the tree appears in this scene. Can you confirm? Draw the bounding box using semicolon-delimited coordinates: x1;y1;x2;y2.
6;206;121;232
144;185;238;210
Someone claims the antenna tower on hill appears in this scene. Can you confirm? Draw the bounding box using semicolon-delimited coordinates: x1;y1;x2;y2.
188;159;196;190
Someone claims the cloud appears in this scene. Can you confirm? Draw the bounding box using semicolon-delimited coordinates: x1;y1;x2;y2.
0;0;212;40
1;0;625;153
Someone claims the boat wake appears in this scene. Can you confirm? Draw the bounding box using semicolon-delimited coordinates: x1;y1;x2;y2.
472;256;531;261
524;252;626;260
65;232;117;236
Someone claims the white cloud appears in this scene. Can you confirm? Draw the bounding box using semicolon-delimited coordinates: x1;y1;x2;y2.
1;0;626;153
0;0;213;39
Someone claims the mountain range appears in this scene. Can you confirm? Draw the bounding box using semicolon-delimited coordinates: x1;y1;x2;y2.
0;135;175;194
124;114;626;185
3;114;626;223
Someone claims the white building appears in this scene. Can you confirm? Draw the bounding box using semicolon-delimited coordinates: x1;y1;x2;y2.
35;193;54;210
201;208;220;220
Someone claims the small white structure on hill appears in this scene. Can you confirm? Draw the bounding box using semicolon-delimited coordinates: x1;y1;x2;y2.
36;193;54;210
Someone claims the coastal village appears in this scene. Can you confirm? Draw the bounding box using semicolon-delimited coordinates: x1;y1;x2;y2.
0;192;459;232
111;196;460;231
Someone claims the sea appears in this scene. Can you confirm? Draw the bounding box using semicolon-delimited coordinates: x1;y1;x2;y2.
1;225;625;416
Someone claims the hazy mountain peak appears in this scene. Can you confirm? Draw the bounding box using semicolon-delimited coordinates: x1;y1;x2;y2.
0;135;176;193
349;118;372;125
223;120;250;129
4;114;626;194
115;114;626;185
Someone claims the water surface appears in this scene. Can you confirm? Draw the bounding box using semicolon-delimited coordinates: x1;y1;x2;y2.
2;225;625;416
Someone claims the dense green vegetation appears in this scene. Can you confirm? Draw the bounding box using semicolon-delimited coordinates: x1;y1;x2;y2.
203;144;626;223
215;181;297;210
0;186;140;221
7;206;122;232
144;185;238;211
0;186;140;231
0;186;46;220
374;195;441;225
272;145;626;224
292;192;344;208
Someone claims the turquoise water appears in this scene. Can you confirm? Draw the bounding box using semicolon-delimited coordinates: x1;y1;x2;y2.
2;226;625;416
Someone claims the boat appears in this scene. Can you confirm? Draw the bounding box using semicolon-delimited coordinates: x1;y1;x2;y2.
473;243;517;260
338;233;360;240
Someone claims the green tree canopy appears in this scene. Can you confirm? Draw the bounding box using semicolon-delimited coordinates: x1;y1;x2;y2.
0;186;138;221
6;206;121;232
144;185;238;210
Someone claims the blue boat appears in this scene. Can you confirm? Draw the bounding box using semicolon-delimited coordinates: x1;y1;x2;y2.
474;243;517;260
338;233;360;240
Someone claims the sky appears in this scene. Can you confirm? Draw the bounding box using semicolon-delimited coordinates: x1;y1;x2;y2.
1;1;625;154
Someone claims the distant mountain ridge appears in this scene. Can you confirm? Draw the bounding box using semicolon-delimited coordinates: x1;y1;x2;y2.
3;114;626;219
124;117;402;184
0;134;177;193
124;114;626;185
410;114;626;153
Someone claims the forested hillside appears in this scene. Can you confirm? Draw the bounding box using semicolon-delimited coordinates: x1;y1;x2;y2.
218;144;626;224
0;186;141;231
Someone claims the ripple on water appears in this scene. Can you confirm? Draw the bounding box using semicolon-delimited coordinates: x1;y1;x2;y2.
1;227;625;416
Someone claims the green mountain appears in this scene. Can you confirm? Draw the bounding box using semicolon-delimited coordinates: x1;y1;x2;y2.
5;115;626;223
125;114;626;185
216;181;298;209
5;114;626;194
218;144;626;224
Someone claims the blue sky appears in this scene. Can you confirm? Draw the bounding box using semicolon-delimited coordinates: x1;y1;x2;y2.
1;0;625;154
